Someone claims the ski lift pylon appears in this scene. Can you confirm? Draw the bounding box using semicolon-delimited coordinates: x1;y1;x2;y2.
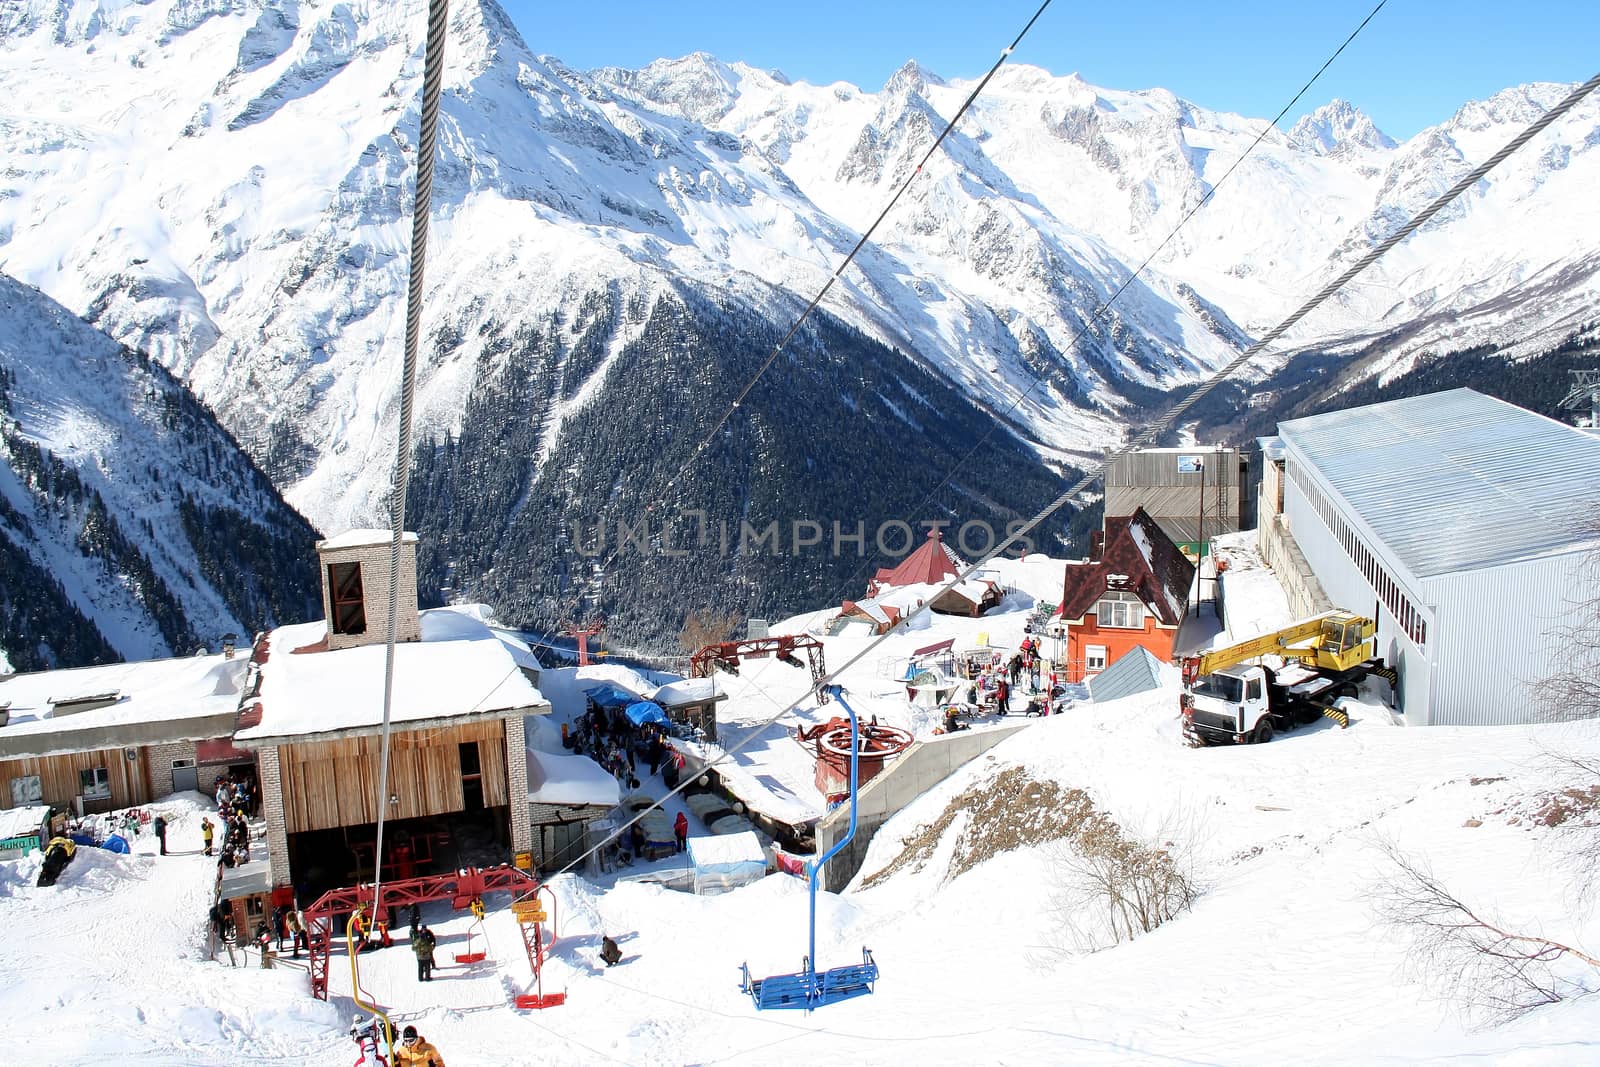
739;685;879;1010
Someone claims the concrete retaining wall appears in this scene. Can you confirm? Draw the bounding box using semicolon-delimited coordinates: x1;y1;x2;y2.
1256;515;1329;621
812;723;1031;891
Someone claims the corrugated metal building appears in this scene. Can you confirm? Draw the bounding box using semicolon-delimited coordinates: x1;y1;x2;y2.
1104;446;1248;554
1277;389;1600;726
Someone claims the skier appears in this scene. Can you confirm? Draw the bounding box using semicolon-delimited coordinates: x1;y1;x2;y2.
413;924;437;982
395;1025;446;1067
599;934;622;968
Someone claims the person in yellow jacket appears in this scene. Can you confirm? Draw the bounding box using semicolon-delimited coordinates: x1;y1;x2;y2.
394;1025;445;1067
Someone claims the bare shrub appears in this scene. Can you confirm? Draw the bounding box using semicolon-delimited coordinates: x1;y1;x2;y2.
1538;746;1600;911
678;607;742;653
1046;810;1203;954
1538;540;1600;724
1371;837;1599;1024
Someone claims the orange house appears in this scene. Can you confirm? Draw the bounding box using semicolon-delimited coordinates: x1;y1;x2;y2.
1055;508;1195;683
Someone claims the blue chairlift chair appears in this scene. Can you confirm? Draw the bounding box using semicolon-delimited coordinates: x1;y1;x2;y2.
739;685;879;1010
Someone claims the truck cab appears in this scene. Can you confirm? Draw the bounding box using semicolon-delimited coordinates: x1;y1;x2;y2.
1183;664;1271;744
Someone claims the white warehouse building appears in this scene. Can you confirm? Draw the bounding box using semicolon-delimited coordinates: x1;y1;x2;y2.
1275;388;1600;726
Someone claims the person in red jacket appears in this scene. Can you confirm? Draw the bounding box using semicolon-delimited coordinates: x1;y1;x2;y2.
673;811;689;853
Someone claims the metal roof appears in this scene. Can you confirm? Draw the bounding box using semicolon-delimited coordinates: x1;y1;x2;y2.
1277;389;1600;579
1088;646;1165;704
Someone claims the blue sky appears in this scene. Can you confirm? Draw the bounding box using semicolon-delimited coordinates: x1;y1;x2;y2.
497;0;1595;141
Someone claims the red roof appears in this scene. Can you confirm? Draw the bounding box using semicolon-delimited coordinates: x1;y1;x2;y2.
1059;508;1195;626
868;529;965;593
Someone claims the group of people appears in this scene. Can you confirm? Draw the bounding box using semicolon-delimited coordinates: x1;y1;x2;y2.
215;774;258;819
350;1018;445;1067
962;636;1048;714
564;704;688;790
210;809;252;868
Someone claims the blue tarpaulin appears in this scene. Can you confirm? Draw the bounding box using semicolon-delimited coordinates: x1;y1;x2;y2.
102;834;130;853
623;700;669;726
585;683;639;710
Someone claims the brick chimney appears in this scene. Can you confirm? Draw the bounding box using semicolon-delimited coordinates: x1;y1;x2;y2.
315;530;422;651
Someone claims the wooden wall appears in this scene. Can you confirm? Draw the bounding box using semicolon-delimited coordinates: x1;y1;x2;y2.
0;746;150;812
277;720;508;834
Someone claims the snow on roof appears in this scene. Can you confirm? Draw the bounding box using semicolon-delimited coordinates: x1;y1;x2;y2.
526;746;620;807
316;528;419;551
649;678;724;706
1278;388;1600;579
688;830;766;869
0;805;50;841
236;605;547;742
537;663;658;720
1060;509;1193;626
1128;519;1185;620
0;654;249;751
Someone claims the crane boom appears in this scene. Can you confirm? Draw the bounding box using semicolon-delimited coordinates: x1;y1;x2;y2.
1182;610;1377;685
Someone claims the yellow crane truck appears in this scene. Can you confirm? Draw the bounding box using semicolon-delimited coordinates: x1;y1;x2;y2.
1180;610;1398;745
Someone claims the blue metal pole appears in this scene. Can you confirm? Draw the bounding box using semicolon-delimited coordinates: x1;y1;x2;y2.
808;685;860;999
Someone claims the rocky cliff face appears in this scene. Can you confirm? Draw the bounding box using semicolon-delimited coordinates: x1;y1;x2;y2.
0;274;320;668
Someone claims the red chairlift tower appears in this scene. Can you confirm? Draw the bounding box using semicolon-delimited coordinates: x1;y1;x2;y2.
690;634;830;704
562;618;606;666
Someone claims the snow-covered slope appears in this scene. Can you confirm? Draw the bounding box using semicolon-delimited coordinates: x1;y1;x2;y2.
0;273;320;666
2;598;1596;1063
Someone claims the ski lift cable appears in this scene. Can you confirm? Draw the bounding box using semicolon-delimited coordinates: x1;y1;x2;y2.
371;0;450;942
816;0;1396;604
545;1;1054;629
649;0;1056;509
583;0;1389;632
541;67;1600;886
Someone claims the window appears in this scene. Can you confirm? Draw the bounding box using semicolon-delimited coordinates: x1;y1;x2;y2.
10;775;42;806
1245;677;1263;702
328;561;367;635
79;767;111;799
1096;590;1145;629
1085;645;1108;673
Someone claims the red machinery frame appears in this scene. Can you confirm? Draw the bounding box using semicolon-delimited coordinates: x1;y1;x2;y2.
302;866;540;1001
691;635;830;704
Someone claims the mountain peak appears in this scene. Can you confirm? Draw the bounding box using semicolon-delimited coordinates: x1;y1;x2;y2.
1288;98;1397;155
884;59;942;98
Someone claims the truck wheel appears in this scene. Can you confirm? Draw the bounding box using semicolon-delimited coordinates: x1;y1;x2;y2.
1252;720;1274;744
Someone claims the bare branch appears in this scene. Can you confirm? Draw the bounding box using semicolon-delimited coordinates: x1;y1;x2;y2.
1371;838;1598;1024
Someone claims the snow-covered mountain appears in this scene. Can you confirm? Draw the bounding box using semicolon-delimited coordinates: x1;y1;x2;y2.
0;274;320;668
0;0;1595;641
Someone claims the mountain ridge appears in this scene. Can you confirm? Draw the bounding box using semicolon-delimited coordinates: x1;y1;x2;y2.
1;0;1596;645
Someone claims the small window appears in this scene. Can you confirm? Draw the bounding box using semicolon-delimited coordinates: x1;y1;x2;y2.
10;775;42;806
79;767;111;799
1085;645;1108;673
1096;590;1146;629
1246;677;1263;702
328;561;367;636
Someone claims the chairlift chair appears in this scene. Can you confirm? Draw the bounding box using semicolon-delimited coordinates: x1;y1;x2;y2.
740;685;879;1010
